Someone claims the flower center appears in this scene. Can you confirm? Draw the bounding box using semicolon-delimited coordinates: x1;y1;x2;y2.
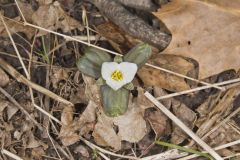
111;70;123;81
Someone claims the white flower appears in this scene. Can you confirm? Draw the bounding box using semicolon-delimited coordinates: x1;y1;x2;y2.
101;62;138;90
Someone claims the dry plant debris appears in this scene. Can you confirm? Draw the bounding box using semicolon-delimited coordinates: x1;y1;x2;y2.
0;0;239;160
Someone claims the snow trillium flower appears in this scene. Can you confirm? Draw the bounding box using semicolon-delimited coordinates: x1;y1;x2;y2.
101;62;137;90
76;43;152;117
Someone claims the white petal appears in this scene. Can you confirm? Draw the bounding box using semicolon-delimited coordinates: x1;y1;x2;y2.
106;79;126;90
119;62;138;84
101;62;119;81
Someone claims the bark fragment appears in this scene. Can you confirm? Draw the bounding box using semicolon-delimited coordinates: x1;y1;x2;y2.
117;0;158;11
92;0;172;51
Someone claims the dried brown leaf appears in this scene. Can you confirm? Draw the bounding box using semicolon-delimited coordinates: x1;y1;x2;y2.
0;68;9;87
138;54;198;92
17;1;34;22
147;110;168;137
61;105;74;126
74;100;97;135
0;98;8;113
51;68;69;89
171;100;197;144
138;87;154;110
60;101;97;146
36;0;53;5
200;0;240;10
60;130;80;146
96;22;141;53
26;132;41;148
113;103;148;143
155;0;240;78
6;103;19;120
74;145;90;158
77;100;97;125
0;17;35;39
83;75;101;104
32;1;82;36
93;111;121;151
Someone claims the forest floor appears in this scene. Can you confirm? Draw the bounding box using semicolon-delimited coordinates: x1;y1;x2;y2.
0;0;239;160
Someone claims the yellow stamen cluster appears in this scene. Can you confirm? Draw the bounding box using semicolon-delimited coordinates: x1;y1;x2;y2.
111;70;123;81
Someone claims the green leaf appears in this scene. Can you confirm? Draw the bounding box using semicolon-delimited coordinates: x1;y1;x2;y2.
123;43;152;68
100;85;129;117
155;140;214;160
76;47;112;78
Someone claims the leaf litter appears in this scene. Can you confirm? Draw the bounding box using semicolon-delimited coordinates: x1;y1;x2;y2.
0;0;240;159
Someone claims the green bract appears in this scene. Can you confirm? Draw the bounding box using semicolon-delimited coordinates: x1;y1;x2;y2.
76;43;152;117
123;43;152;68
76;47;112;78
100;85;129;117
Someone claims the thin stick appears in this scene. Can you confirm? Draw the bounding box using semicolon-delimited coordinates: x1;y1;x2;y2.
13;1;224;90
14;0;26;23
179;139;240;160
0;58;73;106
82;6;90;45
33;104;62;124
0;14;29;78
81;137;139;160
144;92;223;160
223;153;240;160
157;78;240;100
98;152;111;160
1;149;23;160
145;63;223;90
46;129;63;160
141;149;187;160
